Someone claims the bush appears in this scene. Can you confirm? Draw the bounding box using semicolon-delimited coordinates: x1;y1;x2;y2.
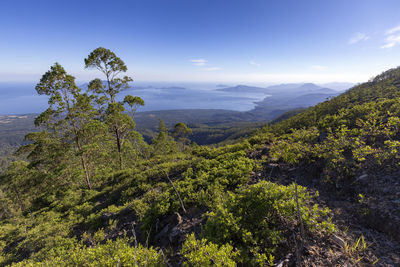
203;181;334;265
181;233;238;267
12;238;165;267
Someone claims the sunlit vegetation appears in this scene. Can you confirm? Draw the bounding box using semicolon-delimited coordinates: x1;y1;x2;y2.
1;49;400;265
265;68;400;186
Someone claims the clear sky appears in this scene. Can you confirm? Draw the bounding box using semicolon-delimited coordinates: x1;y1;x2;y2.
1;0;400;84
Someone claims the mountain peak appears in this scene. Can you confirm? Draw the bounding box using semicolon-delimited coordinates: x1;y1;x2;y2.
298;83;321;90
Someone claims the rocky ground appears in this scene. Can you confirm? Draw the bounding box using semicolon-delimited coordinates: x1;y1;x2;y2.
260;158;400;266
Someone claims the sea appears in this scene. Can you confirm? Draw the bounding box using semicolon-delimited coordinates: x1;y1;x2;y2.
0;82;269;114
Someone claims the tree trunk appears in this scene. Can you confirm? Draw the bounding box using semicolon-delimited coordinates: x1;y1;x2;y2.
115;127;123;170
75;137;92;190
63;90;92;190
107;75;122;170
80;154;92;189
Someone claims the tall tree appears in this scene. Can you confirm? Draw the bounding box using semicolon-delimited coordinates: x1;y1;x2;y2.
85;47;136;169
29;63;97;189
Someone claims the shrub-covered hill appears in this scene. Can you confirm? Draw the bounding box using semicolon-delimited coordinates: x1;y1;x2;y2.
0;115;36;173
268;66;400;134
0;112;263;174
1;50;400;266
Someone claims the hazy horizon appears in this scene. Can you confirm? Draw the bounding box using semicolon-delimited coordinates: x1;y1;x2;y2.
0;80;350;115
1;0;400;84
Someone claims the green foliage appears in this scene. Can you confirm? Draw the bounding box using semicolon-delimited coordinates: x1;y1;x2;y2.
152;119;178;155
12;238;164;267
177;150;254;207
266;67;400;136
270;127;319;164
203;181;334;265
85;47;141;170
124;95;145;119
12;46;400;266
263;93;400;185
85;47;132;103
0;115;36;173
181;233;238;267
172;122;192;150
344;235;369;265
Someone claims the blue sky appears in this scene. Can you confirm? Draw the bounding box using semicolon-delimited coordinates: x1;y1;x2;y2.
1;0;400;84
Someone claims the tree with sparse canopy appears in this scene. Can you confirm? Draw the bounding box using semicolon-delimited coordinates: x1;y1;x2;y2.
85;47;139;169
124;95;145;119
85;47;132;104
27;63;100;189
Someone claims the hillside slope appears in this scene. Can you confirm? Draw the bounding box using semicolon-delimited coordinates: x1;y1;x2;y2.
0;115;35;172
255;67;400;265
1;67;400;266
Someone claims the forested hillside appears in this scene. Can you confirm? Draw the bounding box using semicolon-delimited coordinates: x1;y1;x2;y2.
0;48;399;266
0;112;262;174
0;115;36;172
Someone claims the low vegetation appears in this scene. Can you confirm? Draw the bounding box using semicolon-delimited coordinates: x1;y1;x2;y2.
1;49;400;266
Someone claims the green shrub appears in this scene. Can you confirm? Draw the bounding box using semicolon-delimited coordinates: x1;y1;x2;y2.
181;233;238;267
203;181;334;265
12;238;164;267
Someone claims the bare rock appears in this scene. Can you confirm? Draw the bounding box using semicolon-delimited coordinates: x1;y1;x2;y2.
154;224;169;241
169;227;181;244
332;234;346;249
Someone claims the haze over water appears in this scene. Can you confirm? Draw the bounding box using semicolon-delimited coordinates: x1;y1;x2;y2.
0;82;268;114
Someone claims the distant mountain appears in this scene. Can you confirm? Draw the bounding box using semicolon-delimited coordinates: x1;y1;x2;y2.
280;92;337;107
209;83;341;121
319;82;355;91
250;83;341;120
216;84;230;88
303;87;337;95
265;83;336;95
296;82;323;91
263;83;304;91
252;92;338;118
216;83;337;96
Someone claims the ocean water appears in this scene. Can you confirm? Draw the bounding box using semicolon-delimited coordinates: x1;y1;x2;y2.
122;87;267;112
0;82;269;114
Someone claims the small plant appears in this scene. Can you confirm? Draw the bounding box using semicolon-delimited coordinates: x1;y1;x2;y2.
344;235;368;264
357;193;370;215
